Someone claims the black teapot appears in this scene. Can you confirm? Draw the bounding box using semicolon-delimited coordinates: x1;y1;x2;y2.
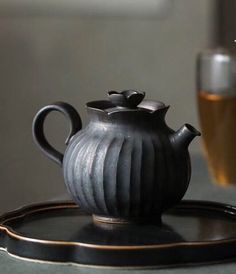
33;90;200;224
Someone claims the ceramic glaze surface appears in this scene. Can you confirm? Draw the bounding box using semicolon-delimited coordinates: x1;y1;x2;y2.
32;90;200;222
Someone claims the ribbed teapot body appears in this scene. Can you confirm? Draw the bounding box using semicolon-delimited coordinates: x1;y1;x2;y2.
63;119;191;220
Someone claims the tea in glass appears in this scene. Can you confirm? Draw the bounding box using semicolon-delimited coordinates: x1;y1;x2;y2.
197;49;236;185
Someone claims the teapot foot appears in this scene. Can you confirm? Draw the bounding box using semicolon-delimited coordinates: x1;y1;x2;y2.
92;214;162;225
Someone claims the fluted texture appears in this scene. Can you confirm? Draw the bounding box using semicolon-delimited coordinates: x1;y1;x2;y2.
63;124;190;219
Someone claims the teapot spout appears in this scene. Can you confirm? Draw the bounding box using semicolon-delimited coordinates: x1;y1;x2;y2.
172;124;201;149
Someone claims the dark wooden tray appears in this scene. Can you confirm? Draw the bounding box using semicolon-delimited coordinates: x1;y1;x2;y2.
1;200;236;268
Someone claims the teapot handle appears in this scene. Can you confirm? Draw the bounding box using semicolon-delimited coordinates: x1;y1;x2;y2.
32;102;82;166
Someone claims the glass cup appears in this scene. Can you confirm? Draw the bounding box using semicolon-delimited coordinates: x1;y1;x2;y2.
197;49;236;186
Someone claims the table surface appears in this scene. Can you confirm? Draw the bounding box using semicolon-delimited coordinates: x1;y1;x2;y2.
1;154;236;274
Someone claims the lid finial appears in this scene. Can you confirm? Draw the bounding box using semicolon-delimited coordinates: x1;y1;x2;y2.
108;90;145;108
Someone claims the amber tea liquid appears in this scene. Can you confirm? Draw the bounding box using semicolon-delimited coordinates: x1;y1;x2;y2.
198;91;236;185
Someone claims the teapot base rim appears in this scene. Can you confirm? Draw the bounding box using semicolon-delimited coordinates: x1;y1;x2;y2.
92;214;162;225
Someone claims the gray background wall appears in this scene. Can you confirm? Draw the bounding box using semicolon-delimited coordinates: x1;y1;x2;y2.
0;0;216;213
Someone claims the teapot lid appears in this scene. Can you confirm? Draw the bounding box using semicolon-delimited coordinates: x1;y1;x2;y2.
86;90;167;114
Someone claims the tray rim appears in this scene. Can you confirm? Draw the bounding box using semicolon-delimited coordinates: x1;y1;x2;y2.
1;199;236;250
2;246;236;270
1;199;236;267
